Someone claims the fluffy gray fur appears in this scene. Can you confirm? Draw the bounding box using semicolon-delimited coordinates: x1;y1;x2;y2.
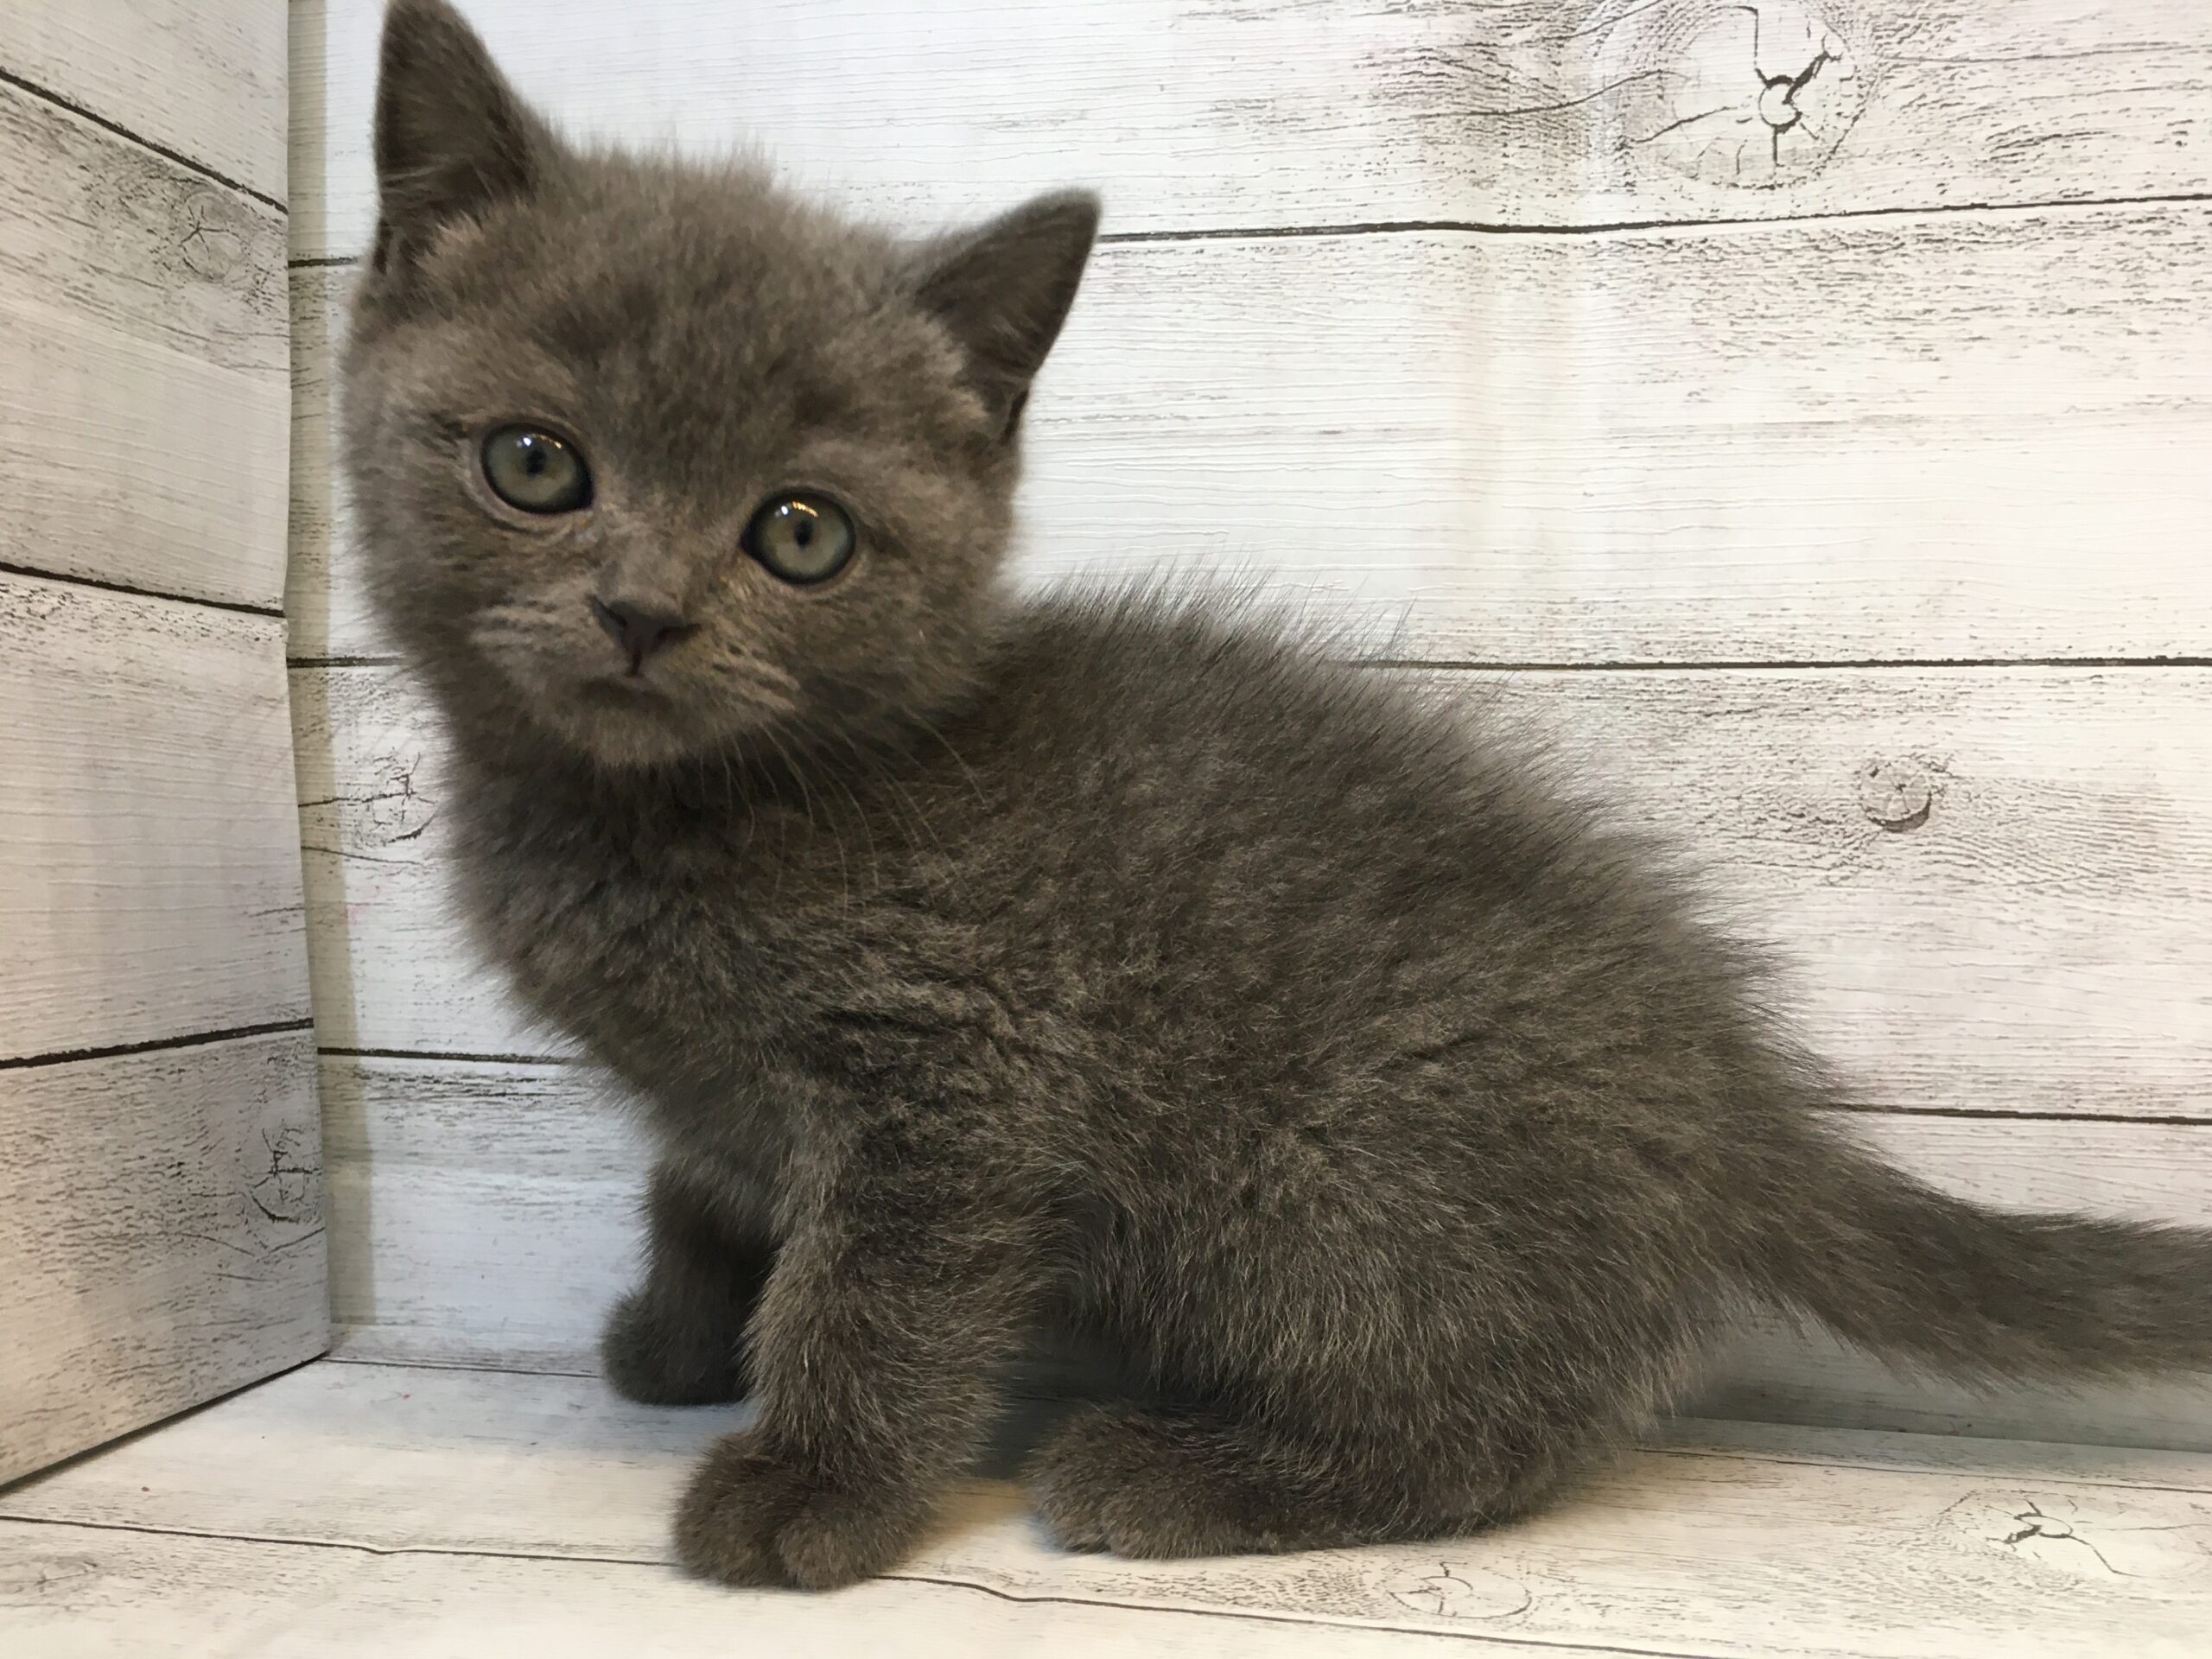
346;0;2212;1591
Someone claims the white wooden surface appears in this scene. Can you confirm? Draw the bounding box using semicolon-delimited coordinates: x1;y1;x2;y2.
289;200;2212;664
4;1362;2209;1657
0;576;308;1060
0;0;318;1483
283;0;2212;1454
0;1034;326;1485
291;0;2212;251
319;1056;630;1370
289;665;563;1058
0;0;287;201
0;80;289;612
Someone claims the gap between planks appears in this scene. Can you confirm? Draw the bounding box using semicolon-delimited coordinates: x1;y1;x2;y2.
0;63;284;215
0;1518;1732;1659
0;561;285;623
286;188;2212;272
0;1507;1681;1658
0;1018;314;1074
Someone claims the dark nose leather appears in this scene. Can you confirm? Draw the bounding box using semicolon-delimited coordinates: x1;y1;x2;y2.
589;596;692;671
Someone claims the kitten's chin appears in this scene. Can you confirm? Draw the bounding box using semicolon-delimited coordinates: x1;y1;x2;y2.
521;677;727;771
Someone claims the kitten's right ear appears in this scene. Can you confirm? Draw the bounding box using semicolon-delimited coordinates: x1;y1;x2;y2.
910;191;1101;442
370;0;551;280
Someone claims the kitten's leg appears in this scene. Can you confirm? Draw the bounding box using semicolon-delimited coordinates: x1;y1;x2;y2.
672;1116;1037;1590
1030;1400;1555;1558
600;1160;774;1406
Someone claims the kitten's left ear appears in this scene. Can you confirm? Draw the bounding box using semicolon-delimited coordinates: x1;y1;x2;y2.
911;191;1100;440
370;0;555;281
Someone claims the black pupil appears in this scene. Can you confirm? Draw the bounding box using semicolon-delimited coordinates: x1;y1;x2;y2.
523;441;550;477
792;513;814;547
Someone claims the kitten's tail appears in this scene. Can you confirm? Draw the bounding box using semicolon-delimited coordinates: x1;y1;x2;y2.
1730;1118;2212;1383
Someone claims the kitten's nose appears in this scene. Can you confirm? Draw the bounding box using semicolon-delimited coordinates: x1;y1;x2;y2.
589;596;692;671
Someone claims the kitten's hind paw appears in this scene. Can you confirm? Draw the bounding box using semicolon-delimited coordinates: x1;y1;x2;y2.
675;1428;926;1590
1030;1402;1407;1559
599;1288;748;1406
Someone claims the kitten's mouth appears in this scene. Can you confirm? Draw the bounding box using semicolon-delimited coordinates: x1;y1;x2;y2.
546;672;710;769
570;673;686;729
579;674;671;702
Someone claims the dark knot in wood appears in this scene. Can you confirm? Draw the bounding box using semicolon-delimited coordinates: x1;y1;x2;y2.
1624;3;1869;189
174;188;248;280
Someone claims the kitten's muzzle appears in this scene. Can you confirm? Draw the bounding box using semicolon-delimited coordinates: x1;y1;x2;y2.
590;595;695;676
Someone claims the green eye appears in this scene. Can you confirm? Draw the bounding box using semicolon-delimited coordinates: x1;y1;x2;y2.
481;425;591;513
744;493;855;583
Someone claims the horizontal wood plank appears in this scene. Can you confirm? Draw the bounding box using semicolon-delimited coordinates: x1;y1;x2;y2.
0;575;309;1060
0;81;288;610
320;1056;631;1371
288;202;2212;664
0;82;285;379
0;1520;1677;1659
292;664;2212;1122
0;1033;326;1484
1490;666;2212;1121
289;665;568;1060
292;0;2212;256
286;264;343;640
319;1054;2211;1446
0;1;286;201
5;1363;2209;1657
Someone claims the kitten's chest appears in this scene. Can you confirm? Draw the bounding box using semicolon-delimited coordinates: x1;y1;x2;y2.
461;789;802;1104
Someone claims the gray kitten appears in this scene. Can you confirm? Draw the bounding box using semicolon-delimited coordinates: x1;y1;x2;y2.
346;0;2212;1591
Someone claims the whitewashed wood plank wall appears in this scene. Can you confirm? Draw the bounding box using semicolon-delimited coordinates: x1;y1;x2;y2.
0;2;321;1484
285;0;2212;1446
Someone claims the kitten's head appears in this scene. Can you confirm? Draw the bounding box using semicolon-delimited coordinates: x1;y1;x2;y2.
343;0;1096;768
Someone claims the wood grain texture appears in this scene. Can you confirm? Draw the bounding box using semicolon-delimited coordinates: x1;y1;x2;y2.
0;1522;1678;1659
292;664;2212;1121
0;83;286;379
0;576;309;1061
290;0;2212;257
286;199;2212;664
0;1033;326;1485
318;1053;2212;1447
286;263;345;641
0;1;287;200
289;665;568;1059
320;1055;628;1370
5;1363;2209;1657
0;81;289;610
1485;666;2212;1122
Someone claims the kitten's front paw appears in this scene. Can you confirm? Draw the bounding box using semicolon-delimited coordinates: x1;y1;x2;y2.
674;1428;925;1590
600;1288;747;1406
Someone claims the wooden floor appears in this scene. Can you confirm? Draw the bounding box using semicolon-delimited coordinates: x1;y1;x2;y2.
2;1362;2208;1656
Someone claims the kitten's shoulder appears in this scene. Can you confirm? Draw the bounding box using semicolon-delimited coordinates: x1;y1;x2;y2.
971;581;1516;817
974;581;1614;860
992;582;1384;717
